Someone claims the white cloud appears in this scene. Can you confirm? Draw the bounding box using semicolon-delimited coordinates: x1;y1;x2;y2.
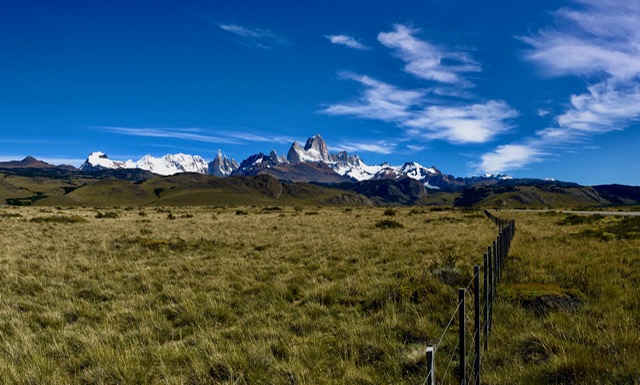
326;34;370;50
378;24;480;85
479;0;640;174
404;101;518;144
333;140;396;155
479;144;545;174
226;132;295;144
101;127;241;144
100;127;295;146
522;0;640;137
537;109;551;117
406;144;425;152
323;74;517;144
219;23;288;49
323;73;424;121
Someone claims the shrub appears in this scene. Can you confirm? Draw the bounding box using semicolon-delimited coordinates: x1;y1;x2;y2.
30;216;85;224
375;219;404;229
383;208;397;216
557;214;603;226
95;211;119;219
0;213;22;219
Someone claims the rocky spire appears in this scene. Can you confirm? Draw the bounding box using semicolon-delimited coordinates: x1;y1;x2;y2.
303;134;330;162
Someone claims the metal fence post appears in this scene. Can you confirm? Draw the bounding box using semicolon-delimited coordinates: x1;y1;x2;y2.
487;246;493;332
495;236;501;283
483;253;488;350
426;346;435;385
459;288;466;385
458;289;467;385
474;265;481;385
493;239;498;297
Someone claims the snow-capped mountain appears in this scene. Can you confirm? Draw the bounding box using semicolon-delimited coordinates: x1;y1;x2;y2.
209;150;239;177
283;134;379;181
79;134;510;188
79;152;136;171
137;154;209;175
80;152;209;176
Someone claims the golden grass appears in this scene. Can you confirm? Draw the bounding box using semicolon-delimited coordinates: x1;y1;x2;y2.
0;206;637;384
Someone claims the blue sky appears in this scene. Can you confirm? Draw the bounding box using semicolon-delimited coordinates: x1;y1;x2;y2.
1;0;638;185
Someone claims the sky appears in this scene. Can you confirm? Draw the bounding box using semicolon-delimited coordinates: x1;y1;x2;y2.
1;0;639;185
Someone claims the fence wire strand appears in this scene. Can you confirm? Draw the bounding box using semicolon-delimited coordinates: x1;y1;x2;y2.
426;212;515;385
435;298;463;349
439;337;460;385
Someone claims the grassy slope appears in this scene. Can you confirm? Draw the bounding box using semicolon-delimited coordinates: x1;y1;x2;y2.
30;174;363;207
463;186;609;209
0;174;79;203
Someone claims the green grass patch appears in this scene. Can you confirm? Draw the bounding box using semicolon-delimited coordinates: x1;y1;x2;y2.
29;215;86;224
557;213;604;225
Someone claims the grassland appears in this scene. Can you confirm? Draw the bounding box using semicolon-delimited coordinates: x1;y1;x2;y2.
0;206;638;384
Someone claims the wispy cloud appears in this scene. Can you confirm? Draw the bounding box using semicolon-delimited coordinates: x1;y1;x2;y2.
219;23;288;49
404;101;518;144
323;73;423;121
406;144;425;152
537;109;551;117
332;140;396;155
323;23;518;150
98;127;294;146
326;34;370;50
480;0;640;174
323;74;517;144
100;127;242;144
222;131;296;145
478;143;546;174
378;24;481;86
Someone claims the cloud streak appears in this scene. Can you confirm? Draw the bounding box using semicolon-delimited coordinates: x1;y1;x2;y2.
480;0;640;174
333;140;396;155
99;127;294;146
326;34;370;50
219;23;288;49
378;24;481;86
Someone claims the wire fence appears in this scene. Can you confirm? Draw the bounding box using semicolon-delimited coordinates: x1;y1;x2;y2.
423;210;516;385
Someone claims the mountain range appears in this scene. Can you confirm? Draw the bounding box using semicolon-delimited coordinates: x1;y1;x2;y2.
1;134;639;208
77;134;510;190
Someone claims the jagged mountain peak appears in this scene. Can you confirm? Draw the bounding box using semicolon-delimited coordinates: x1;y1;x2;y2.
303;134;329;161
81;152;136;171
210;149;239;177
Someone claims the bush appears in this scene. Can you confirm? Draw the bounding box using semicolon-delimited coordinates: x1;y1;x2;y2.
375;219;404;229
95;211;119;219
383;208;397;216
30;216;85;224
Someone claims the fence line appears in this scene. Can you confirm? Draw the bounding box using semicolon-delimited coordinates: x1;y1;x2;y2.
423;210;516;385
